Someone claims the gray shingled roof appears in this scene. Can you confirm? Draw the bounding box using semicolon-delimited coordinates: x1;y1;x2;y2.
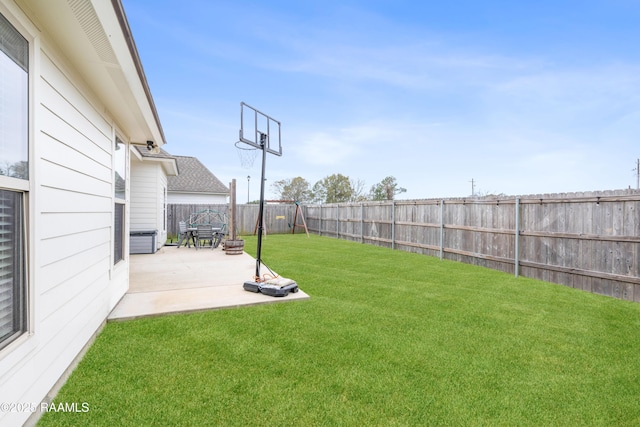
168;155;229;194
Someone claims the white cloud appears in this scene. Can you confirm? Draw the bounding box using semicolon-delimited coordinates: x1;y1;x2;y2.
293;131;360;166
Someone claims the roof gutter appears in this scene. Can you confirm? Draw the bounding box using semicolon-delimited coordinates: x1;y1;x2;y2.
110;0;167;147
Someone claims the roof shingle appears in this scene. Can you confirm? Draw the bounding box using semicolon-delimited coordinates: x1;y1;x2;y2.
168;155;229;194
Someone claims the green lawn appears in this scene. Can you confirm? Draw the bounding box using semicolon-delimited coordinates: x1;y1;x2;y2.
39;234;640;426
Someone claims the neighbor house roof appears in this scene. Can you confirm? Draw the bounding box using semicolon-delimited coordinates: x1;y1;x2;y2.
168;156;229;195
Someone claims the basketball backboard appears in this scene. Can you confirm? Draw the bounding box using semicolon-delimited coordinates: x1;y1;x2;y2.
239;102;282;156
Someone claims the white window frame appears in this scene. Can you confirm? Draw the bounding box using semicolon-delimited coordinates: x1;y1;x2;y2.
163;185;167;233
0;7;31;351
113;136;127;265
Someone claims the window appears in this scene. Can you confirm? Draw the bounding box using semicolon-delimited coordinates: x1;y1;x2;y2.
0;14;28;179
162;186;167;232
114;138;126;264
0;191;25;348
113;202;124;263
0;12;28;349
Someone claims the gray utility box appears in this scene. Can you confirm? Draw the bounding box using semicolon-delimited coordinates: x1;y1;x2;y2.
130;230;158;254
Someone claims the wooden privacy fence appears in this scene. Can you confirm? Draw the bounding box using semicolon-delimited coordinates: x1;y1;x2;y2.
303;190;640;303
167;203;301;237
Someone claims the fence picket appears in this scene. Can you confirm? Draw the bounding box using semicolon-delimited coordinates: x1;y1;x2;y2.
168;190;640;302
300;190;640;302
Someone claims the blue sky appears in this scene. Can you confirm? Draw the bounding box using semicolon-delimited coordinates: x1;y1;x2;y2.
123;0;640;201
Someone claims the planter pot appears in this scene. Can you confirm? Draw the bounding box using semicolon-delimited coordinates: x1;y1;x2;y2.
224;239;245;255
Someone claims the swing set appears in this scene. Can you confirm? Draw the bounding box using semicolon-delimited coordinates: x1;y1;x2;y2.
253;200;309;237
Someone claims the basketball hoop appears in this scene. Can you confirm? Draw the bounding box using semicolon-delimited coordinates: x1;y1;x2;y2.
235;140;258;169
236;102;293;294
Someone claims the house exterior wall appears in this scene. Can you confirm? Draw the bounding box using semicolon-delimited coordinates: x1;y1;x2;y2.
168;192;227;205
130;157;168;248
0;3;129;426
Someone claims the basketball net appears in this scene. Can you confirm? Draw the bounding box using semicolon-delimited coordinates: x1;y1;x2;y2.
235;140;258;169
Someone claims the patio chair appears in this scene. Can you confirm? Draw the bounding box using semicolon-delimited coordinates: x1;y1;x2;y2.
195;224;214;250
209;219;226;249
177;221;190;248
212;230;224;248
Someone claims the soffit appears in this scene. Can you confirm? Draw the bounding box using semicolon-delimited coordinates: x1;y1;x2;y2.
19;0;165;146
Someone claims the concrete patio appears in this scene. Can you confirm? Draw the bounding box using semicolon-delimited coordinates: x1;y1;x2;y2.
108;244;309;321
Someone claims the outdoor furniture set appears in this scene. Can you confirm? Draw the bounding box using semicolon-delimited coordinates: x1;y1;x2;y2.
177;209;227;250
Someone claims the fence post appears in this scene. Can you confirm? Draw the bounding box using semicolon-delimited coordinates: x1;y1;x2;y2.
319;205;322;236
336;204;340;239
515;197;520;277
439;200;445;260
391;201;396;250
360;202;364;243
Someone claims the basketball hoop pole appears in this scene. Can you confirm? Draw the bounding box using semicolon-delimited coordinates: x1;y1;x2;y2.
255;132;268;280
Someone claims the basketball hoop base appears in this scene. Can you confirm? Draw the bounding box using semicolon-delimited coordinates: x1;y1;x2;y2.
243;281;261;293
243;278;299;297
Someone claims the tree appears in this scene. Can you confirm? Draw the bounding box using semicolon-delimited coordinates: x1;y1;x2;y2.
0;161;28;179
350;178;369;202
312;173;355;203
370;176;407;201
271;177;312;202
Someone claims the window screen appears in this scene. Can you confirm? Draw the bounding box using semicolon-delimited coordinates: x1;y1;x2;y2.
0;190;24;348
114;202;124;264
0;13;27;71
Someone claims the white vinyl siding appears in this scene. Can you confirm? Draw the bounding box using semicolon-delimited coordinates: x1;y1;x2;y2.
130;157;169;248
39;52;113;279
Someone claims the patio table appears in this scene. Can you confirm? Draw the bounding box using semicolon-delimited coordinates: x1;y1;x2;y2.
186;225;224;249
